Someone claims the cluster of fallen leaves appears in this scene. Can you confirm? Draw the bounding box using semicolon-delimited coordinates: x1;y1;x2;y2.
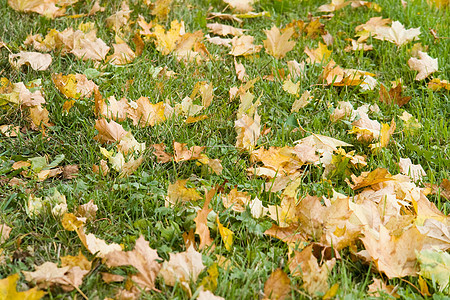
1;0;449;299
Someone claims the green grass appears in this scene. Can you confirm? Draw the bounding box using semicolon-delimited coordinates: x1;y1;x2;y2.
0;0;449;298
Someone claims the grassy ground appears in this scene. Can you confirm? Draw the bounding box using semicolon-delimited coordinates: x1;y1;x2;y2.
0;0;449;299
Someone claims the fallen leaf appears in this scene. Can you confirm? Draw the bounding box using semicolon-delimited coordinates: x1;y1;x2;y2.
407;51;438;81
105;236;161;291
23;261;88;291
9;52;52;71
229;35;262;56
107;40;136;65
304;42;331;64
0;273;45;300
77;230;122;258
159;246;206;296
318;0;350;12
93;118;128;144
0;224;12;243
207;23;244;36
367;277;399;298
223;0;254;13
373;21;420;46
379;83;411;107
166;179;202;206
291;90;311;112
217;216;234;251
428;78;450;91
263;269;291;300
194;189;216;250
263;26;296;59
399;158;426;182
417;249;450;293
360;225;424;278
198;289;224;300
235;112;261;152
347;168;393;190
289;244;336;296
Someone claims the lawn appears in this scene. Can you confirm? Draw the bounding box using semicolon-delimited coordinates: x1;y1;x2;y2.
0;0;449;299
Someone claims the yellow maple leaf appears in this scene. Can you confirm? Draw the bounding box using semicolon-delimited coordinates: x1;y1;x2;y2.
0;273;45;300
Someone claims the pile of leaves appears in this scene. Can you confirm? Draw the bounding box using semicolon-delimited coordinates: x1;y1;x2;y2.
0;0;449;299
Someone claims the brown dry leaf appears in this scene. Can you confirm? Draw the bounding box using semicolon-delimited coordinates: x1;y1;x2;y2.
223;0;254;13
0;125;20;137
229;35;262;56
71;30;110;61
304;42;331;64
0;224;12;243
23;261;88;292
359;225;424;278
119;155;144;178
198;290;225;300
151;143;173;163
373;21;420;46
347;168;394;190
174;142;205;162
264;223;308;245
96;95;131;122
318;0;350;12
349;111;381;142
62;164;79;179
166;179;202;206
344;39;373;52
367;278;400;298
263;269;291;300
263;26;296;59
159;246;205;296
8;0;67;18
288;244;336;296
294;133;353;154
77;230;122;258
407;51;438;81
52;73;97;100
173;30;208;64
234;59;248;81
129;97;166;127
399;158;426;182
105;236;161;291
107;40;136;65
101;272;125;283
235;112;260;152
77;199;98;221
9;52;52;71
0;273;46;300
93;118;128;144
379;83;411;107
93;159;109;176
207;23;244;36
60;251;91;271
194;189;216;250
221;188;252;213
29;105;51;130
105;1;132;33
